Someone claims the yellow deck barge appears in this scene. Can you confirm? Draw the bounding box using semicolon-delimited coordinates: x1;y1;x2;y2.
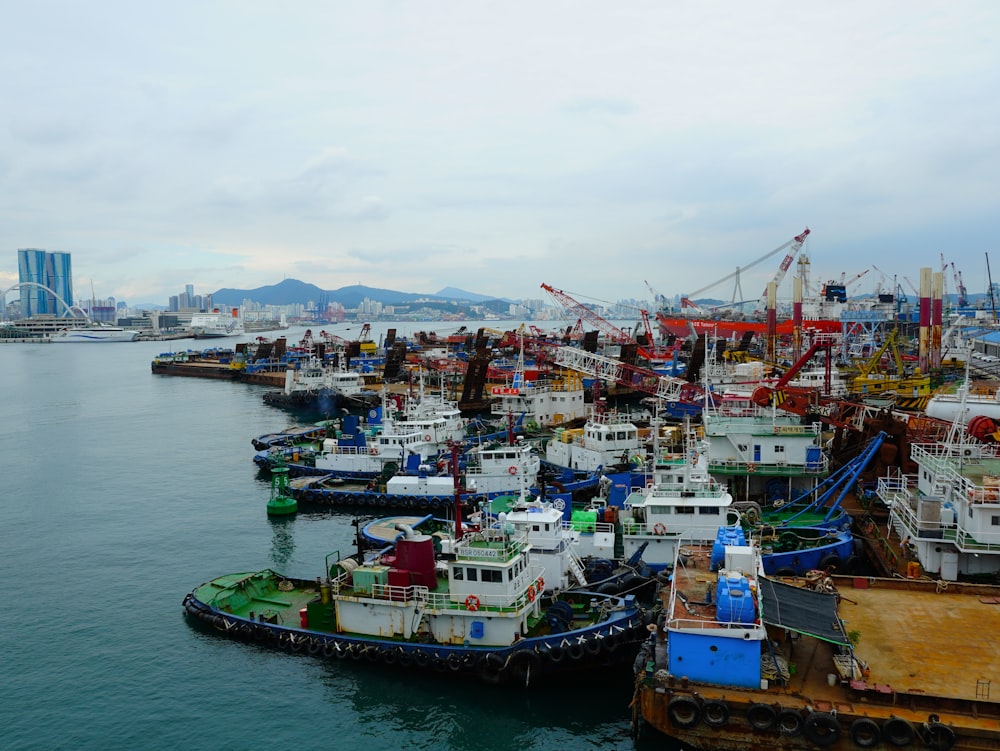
634;555;1000;751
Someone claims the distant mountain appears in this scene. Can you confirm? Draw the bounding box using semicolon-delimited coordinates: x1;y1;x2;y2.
434;287;513;304
209;278;505;308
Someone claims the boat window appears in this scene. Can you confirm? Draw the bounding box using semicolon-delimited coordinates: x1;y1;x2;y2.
775;445;785;454
453;567;464;581
482;570;502;583
466;568;478;582
676;506;694;515
698;507;720;515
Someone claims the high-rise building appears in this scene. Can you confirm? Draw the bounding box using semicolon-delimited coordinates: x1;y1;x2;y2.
17;249;74;317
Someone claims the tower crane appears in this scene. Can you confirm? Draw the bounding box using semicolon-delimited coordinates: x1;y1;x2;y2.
760;227;810;301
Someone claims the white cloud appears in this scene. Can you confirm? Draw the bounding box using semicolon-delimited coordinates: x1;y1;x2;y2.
1;1;998;305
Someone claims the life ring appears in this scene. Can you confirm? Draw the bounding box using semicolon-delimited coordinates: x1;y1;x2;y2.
508;466;518;475
802;711;840;747
424;434;432;442
667;695;701;729
746;703;777;731
745;463;756;473
653;523;667;536
701;699;730;728
850;717;882;748
882;717;915;748
537;576;544;591
775;708;804;736
465;595;481;611
527;583;536;602
922;720;955;751
369;447;377;455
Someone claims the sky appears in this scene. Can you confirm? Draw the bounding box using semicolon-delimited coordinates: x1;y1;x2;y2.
1;1;998;310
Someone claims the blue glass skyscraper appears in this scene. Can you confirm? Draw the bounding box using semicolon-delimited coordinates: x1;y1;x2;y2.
17;248;74;317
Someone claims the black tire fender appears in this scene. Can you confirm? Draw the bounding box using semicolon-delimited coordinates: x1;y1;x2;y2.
666;695;701;729
819;554;843;571
701;699;729;728
850;717;882;748
884;717;915;747
775;708;804;736
802;711;841;747
922;720;955;751
746;702;776;731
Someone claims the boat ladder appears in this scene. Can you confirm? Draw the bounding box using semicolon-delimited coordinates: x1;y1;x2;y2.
568;549;589;588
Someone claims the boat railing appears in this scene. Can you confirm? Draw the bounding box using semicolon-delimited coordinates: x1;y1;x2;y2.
563;519;615;535
364;578;543;614
453;530;528;561
709;458;828;475
876;474;915;509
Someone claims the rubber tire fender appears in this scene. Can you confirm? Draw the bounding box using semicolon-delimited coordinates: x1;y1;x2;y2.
922;721;956;751
883;717;915;747
701;699;729;728
818;554;843;571
802;711;841;747
666;695;701;729
746;703;777;731
850;717;882;749
775;708;804;736
773;566;797;577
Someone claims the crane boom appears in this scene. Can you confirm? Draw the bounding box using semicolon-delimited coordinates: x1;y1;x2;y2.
686;228;810;300
760;228;810;300
551;346;690;402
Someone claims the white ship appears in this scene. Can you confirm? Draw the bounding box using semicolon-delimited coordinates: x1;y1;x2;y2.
50;323;139;343
190;309;245;339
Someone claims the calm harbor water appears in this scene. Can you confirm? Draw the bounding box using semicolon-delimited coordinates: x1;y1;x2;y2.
1;322;674;751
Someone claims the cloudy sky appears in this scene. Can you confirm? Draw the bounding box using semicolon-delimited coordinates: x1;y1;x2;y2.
1;1;997;309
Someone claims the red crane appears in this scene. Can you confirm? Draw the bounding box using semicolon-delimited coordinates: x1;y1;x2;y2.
760;227;810;300
540;283;659;360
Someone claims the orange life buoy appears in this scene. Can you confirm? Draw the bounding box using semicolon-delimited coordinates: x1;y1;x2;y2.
508;466;518;475
537;576;544;592
527;584;536;602
370;447;378;455
653;522;667;535
745;463;756;473
424;434;432;442
465;595;480;611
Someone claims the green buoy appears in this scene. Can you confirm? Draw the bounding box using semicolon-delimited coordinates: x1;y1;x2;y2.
266;465;298;516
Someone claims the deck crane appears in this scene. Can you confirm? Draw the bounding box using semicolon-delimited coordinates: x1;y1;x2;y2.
682;228;811;304
760;227;810;301
540;283;663;361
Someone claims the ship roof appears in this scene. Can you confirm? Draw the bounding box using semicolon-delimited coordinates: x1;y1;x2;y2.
758;577;850;645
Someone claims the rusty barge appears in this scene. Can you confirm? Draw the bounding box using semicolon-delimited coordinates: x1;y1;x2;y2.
632;538;1000;751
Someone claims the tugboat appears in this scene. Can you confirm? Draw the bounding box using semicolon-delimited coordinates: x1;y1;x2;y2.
182;515;650;686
